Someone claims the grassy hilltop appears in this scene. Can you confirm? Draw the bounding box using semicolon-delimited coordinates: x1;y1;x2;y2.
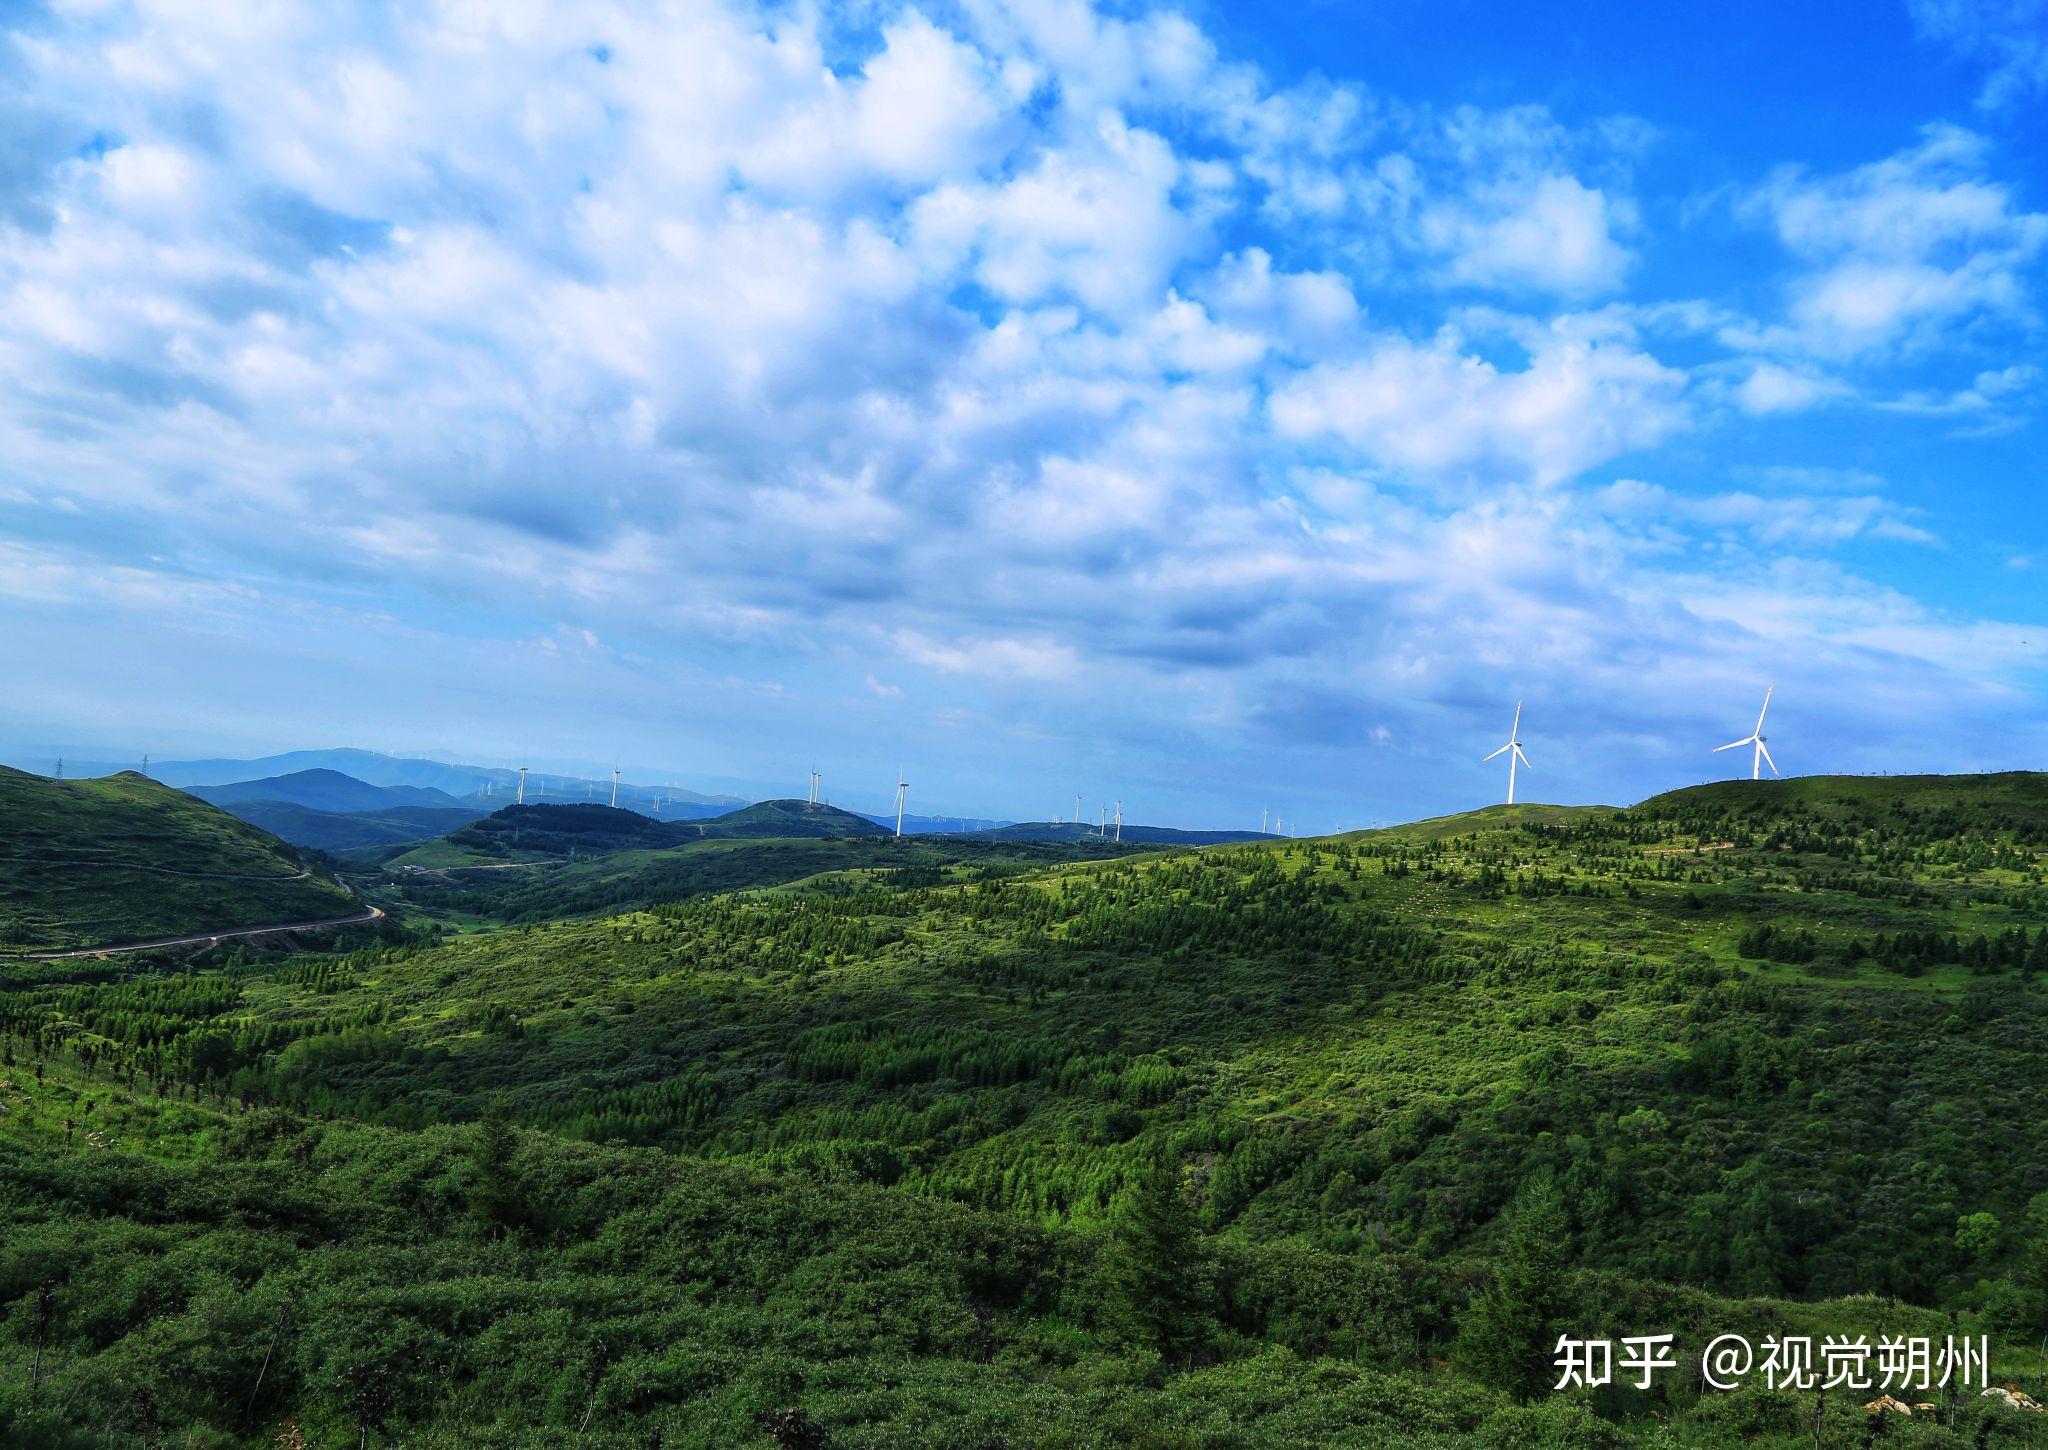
2;772;2047;1444
0;767;354;952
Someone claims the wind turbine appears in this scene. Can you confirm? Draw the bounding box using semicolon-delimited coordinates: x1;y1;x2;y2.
1714;685;1780;780
1114;800;1122;842
1261;808;1269;835
894;769;909;837
610;767;620;809
1482;702;1531;805
517;765;528;805
808;768;821;805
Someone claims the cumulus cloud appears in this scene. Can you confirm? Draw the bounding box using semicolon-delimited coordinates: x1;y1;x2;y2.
1269;327;1687;486
1423;173;1635;297
1741;125;2048;355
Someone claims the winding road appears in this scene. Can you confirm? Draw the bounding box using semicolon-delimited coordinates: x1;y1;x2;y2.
16;903;386;961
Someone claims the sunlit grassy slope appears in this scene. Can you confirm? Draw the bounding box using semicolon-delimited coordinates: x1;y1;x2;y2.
0;766;353;951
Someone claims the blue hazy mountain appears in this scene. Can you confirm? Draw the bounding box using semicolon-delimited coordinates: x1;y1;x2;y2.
189;768;466;813
138;749;745;815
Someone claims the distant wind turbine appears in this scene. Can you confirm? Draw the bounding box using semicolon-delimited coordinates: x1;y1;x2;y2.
1114;800;1122;842
808;768;821;805
1482;702;1531;805
610;767;620;809
1714;685;1780;780
894;769;909;837
517;765;528;805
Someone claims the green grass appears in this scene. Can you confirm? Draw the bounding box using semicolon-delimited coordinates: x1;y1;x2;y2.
0;767;354;952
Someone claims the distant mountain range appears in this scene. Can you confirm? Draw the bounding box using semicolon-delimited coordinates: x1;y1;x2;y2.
10;748;1267;840
962;821;1275;845
129;749;746;816
190;768;469;813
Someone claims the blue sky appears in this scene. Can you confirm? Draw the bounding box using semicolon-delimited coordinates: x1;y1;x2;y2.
0;0;2044;828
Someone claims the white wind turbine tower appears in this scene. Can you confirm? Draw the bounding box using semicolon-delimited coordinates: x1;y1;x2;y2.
894;769;909;837
1114;800;1122;843
517;765;528;805
808;768;821;805
1714;685;1780;780
610;767;620;809
1482;702;1532;805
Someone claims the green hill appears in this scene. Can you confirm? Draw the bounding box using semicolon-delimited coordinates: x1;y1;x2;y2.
670;797;894;839
0;767;356;952
383;831;1162;927
411;797;892;867
1638;768;2048;826
5;771;2048;1442
1348;800;1616;842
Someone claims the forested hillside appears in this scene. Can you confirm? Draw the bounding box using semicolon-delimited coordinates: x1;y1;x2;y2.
3;773;2047;1444
0;767;356;953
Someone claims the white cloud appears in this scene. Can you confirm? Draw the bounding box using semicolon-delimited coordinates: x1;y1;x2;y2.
1734;362;1848;414
1743;125;2048;355
1269;328;1687;486
1423;173;1635;297
1599;480;1939;548
1910;0;2048;109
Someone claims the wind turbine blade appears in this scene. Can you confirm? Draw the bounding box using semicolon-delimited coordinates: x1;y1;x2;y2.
1755;685;1772;735
1513;745;1531;769
1511;701;1522;734
1758;740;1780;777
1711;737;1753;753
1482;744;1510;762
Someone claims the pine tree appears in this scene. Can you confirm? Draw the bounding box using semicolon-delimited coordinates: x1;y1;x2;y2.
1456;1176;1572;1401
1109;1153;1208;1360
471;1098;520;1235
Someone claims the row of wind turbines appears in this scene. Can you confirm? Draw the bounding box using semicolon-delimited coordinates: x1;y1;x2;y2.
1484;686;1780;805
492;686;1781;843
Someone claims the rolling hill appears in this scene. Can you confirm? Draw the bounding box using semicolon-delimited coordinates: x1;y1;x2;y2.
667;798;894;839
5;771;2048;1443
406;798;893;867
0;766;357;952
